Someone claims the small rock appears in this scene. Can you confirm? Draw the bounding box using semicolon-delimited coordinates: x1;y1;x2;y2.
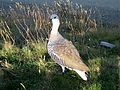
100;41;116;49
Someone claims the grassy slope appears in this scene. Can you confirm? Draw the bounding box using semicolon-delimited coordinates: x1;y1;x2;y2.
0;1;120;90
0;27;120;90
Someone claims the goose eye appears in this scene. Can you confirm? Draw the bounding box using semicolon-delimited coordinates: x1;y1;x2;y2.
54;17;56;19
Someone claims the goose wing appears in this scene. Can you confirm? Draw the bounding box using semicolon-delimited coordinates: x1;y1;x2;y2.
53;39;89;71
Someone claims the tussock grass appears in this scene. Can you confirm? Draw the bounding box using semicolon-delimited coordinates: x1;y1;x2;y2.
0;0;120;90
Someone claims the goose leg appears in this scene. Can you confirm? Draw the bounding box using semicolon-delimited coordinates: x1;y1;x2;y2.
60;65;65;73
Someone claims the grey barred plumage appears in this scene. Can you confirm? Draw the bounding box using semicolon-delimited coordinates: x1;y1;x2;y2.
48;35;66;66
47;14;89;81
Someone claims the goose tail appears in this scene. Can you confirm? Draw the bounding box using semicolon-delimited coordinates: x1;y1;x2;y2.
74;69;88;81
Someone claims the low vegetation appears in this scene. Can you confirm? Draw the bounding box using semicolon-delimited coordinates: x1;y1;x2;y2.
0;0;120;90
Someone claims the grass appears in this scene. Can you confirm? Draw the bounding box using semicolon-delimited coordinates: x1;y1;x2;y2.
0;27;119;90
0;1;120;90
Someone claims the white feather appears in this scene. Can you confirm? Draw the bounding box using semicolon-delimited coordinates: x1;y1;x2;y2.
73;69;87;81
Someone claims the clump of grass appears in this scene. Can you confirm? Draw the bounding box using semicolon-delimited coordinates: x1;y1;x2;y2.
0;42;50;90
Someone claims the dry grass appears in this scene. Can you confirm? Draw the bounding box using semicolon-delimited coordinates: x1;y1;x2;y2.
0;1;120;90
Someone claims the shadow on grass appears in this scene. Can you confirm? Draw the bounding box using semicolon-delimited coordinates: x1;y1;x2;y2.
99;55;119;90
